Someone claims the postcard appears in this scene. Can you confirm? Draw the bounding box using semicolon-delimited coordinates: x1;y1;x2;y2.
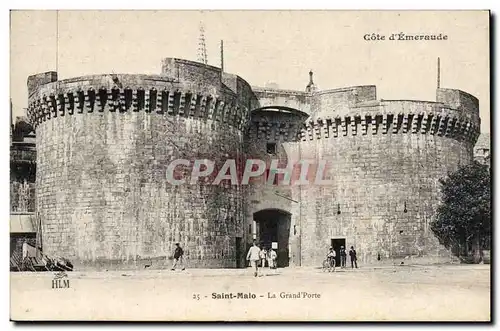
10;10;490;321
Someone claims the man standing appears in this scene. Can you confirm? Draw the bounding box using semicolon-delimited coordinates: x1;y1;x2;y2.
340;246;347;268
246;240;261;277
267;248;277;272
171;243;185;271
260;246;268;268
327;247;336;272
349;246;358;269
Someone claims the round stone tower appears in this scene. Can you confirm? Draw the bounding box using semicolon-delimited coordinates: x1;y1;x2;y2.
295;85;481;266
27;59;259;269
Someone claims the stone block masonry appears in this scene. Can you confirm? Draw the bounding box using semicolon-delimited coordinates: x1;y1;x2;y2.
26;58;481;269
294;131;474;266
28;59;258;269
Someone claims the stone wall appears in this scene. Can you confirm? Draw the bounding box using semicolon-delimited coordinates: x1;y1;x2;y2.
246;108;308;214
436;88;480;124
310;86;377;119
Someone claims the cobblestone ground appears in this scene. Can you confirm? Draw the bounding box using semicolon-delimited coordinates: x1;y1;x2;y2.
10;264;490;321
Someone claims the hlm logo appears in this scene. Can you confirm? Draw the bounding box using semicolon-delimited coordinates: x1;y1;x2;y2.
51;271;70;289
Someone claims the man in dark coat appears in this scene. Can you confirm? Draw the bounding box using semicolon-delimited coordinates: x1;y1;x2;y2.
340;246;347;268
349;246;358;269
171;243;185;271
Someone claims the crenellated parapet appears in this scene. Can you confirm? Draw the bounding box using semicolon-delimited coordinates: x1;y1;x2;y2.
248;107;309;143
248;119;303;142
299;111;480;144
27;59;260;133
27;87;250;131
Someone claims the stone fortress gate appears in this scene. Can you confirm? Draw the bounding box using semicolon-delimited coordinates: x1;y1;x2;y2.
26;58;480;269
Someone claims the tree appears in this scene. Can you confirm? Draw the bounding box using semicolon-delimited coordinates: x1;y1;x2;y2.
431;161;491;263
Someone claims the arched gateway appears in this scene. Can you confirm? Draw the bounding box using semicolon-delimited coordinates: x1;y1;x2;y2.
253;209;292;267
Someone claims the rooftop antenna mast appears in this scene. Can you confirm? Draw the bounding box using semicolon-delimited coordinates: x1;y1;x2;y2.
10;98;13;137
437;57;441;89
197;23;208;65
55;10;59;72
220;40;224;72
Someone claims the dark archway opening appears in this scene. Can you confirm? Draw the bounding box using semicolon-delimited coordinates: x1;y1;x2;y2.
254;209;291;267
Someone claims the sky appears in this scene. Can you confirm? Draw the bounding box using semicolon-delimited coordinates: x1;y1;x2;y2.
10;10;490;132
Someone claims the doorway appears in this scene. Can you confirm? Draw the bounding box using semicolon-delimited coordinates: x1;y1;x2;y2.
254;209;291;267
235;237;242;268
331;238;346;267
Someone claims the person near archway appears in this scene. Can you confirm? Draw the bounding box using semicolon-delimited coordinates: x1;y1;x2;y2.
260;246;267;268
340;246;347;268
349;246;358;269
267;247;277;272
327;247;336;272
171;243;185;271
246;240;261;277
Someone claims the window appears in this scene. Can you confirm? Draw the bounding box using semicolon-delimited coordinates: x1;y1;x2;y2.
266;142;277;155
